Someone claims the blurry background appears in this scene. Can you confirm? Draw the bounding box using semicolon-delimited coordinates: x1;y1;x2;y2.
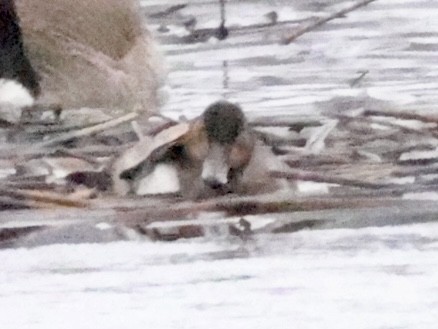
143;0;438;119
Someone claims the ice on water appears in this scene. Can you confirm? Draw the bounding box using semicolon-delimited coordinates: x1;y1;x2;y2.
1;223;438;328
2;0;438;328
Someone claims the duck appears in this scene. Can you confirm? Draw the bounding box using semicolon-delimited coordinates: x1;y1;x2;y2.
4;0;164;117
116;100;288;199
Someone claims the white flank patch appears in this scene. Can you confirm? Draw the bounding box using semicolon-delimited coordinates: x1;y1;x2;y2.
136;163;180;195
0;78;34;108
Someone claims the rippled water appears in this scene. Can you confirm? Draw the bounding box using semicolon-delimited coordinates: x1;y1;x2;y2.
2;1;438;328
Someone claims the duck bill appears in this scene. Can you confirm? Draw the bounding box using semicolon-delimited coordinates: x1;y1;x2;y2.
201;143;230;189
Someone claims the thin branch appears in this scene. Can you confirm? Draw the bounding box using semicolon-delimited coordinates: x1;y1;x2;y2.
115;194;401;225
36;112;138;148
282;0;377;45
0;188;89;208
270;169;396;190
363;109;438;124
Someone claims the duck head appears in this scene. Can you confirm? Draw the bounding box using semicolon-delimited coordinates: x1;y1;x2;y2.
200;101;255;193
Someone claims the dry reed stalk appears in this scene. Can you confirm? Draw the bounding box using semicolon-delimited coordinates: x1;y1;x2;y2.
282;0;377;44
0;188;89;208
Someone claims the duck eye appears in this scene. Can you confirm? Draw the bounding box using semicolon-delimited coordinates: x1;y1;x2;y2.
169;145;186;159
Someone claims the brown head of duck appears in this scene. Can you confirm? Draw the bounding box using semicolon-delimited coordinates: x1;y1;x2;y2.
198;101;255;194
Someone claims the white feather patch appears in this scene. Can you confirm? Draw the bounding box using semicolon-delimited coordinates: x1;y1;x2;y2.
136;163;180;195
0;78;34;108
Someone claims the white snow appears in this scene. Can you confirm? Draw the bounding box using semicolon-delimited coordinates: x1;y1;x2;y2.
296;180;331;194
1;223;438;329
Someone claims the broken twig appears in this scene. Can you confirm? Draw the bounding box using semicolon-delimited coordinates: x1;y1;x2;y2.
270;169;396;190
0;188;89;208
37;112;138;148
282;0;377;44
